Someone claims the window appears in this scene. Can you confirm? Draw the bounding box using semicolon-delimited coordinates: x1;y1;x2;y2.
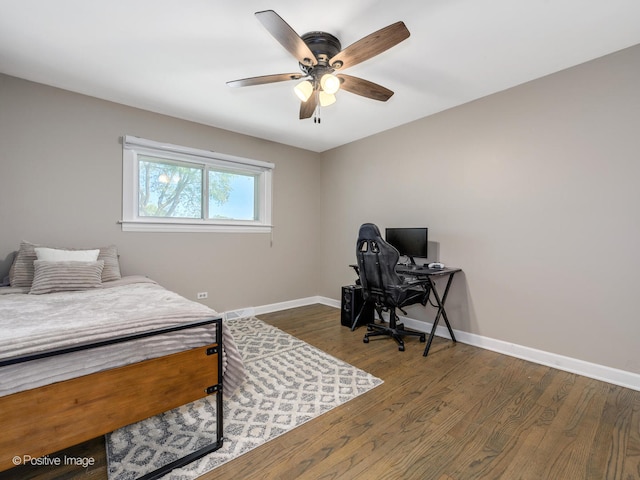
122;136;273;232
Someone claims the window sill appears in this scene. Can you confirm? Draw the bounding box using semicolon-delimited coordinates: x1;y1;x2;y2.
120;221;273;233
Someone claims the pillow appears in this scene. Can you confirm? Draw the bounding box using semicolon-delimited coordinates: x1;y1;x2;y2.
35;247;100;262
29;260;104;295
9;241;37;287
9;241;122;286
97;245;122;282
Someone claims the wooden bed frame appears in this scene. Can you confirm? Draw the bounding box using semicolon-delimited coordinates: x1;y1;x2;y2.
0;317;224;479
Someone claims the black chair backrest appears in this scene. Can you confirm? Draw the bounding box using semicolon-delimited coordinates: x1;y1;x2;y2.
356;223;404;305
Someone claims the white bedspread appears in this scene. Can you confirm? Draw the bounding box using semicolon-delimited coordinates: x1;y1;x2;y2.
0;276;245;396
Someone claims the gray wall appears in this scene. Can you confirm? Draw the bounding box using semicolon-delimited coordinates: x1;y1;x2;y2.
319;45;640;374
0;74;321;312
2;44;639;376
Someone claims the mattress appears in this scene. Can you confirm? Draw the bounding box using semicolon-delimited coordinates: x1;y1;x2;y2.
0;276;245;396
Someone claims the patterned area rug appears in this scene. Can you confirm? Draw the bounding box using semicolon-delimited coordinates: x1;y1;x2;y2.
106;317;382;479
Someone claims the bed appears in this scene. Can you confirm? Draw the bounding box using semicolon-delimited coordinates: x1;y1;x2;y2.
0;242;245;478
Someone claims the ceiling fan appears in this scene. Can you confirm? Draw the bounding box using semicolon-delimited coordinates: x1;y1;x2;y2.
226;10;410;121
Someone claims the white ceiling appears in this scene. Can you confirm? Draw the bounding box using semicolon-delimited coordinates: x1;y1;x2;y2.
1;1;640;152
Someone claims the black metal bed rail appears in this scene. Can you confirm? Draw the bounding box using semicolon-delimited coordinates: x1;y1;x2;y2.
139;317;224;480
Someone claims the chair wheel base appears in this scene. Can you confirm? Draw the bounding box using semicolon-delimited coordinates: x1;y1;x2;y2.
420;335;426;342
363;336;369;343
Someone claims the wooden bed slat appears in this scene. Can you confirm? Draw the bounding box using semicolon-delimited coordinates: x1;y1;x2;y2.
0;343;219;472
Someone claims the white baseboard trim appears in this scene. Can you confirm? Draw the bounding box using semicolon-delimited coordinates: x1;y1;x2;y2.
223;297;640;392
223;296;338;320
398;316;640;392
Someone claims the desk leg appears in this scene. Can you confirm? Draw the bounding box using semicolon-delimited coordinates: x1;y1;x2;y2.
423;272;458;357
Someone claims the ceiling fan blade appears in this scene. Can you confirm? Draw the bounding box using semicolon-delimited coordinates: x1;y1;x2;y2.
255;10;318;67
329;21;410;70
227;73;303;88
337;74;394;101
300;93;317;119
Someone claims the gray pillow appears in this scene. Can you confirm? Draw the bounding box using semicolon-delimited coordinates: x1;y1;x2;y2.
29;260;105;295
9;241;121;286
9;241;35;287
96;245;122;282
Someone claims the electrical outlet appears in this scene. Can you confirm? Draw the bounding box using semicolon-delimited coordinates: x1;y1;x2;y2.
197;292;208;299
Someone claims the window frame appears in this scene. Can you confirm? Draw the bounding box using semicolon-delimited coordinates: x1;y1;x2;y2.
121;135;274;233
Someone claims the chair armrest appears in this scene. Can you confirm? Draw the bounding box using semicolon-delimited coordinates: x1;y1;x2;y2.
384;279;430;307
401;276;430;287
386;278;429;293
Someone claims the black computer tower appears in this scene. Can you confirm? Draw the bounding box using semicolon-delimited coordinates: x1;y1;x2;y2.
341;285;374;328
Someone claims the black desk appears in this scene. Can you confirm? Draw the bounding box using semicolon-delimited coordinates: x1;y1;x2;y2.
395;265;460;356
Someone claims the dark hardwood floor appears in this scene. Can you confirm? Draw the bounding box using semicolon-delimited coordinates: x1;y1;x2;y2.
2;304;639;479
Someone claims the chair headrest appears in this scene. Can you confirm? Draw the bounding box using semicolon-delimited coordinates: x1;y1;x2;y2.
358;223;382;241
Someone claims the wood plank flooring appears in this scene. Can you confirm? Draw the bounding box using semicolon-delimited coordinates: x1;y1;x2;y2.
2;304;639;479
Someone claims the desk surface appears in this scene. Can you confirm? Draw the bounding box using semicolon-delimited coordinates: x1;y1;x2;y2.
349;263;461;277
395;264;461;276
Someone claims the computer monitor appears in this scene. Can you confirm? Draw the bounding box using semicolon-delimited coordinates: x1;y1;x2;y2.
385;227;428;265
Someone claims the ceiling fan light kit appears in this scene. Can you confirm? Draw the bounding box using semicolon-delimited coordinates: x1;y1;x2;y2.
320;73;340;95
226;10;410;121
294;80;314;102
318;91;336;107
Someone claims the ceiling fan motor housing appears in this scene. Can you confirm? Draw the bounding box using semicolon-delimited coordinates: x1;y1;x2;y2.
299;31;342;74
